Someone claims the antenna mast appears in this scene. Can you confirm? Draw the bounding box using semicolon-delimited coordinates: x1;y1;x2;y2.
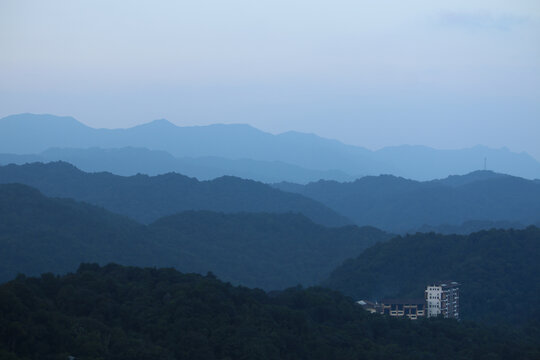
484;157;487;171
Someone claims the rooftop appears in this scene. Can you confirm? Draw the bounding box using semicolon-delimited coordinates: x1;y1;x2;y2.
380;299;425;305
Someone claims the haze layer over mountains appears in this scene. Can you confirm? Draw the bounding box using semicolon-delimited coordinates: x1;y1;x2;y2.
2;0;540;356
2;113;540;181
1;111;540;356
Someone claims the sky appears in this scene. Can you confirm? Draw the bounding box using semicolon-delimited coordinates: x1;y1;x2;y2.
1;0;539;159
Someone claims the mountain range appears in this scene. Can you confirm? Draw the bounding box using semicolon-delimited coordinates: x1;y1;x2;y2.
274;171;540;233
2;113;540;180
3;177;540;325
3;161;539;233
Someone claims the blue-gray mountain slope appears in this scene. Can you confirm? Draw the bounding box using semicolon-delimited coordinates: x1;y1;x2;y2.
0;147;354;184
274;171;540;233
0;183;388;289
0;162;350;227
2;113;540;180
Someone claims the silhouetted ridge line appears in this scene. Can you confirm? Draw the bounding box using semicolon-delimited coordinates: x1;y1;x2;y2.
0;161;350;226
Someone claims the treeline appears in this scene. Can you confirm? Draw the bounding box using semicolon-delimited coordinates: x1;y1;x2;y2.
324;227;540;325
1;264;538;360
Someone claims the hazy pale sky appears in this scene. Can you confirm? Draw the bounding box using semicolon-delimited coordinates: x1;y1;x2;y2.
1;0;539;158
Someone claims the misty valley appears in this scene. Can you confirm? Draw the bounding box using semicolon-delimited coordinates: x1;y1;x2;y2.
0;114;539;359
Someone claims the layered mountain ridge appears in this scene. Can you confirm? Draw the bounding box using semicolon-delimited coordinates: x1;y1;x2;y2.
0;161;350;227
2;113;540;180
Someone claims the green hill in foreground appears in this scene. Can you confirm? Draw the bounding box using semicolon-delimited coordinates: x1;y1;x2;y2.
1;263;538;360
323;227;540;325
0;183;389;290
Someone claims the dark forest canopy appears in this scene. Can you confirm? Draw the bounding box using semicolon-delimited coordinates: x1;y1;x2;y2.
274;171;540;233
323;227;540;325
0;183;389;289
1;263;538;360
0;161;350;227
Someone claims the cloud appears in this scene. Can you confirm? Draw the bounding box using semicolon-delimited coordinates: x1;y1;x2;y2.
439;11;528;31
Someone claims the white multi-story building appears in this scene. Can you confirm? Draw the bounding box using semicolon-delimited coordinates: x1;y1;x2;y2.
425;281;459;319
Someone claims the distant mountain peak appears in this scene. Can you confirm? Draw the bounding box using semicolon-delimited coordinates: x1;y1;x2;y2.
136;118;178;129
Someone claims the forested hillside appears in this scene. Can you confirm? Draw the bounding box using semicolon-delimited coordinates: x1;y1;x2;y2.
0;183;156;282
149;212;388;289
0;184;388;289
274;171;540;232
0;162;350;226
1;264;538;360
323;227;540;325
